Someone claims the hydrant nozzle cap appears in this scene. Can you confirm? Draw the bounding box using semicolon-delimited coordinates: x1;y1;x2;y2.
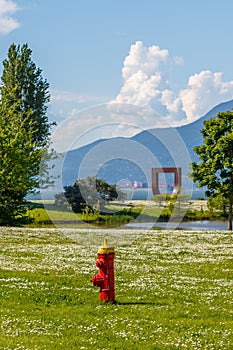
98;239;115;253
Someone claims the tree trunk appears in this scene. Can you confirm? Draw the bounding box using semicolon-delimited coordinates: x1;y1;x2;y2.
228;196;233;231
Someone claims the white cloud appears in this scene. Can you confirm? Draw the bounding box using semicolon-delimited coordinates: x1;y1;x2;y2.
50;103;167;152
113;41;170;115
0;0;18;14
0;0;20;34
50;89;110;105
49;89;111;124
50;90;89;104
122;41;169;80
177;71;233;122
173;56;184;65
112;41;233;125
50;41;233;152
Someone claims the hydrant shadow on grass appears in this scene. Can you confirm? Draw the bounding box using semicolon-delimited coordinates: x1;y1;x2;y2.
114;301;157;306
95;300;157;306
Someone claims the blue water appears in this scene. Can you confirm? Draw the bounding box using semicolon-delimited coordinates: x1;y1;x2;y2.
125;188;206;200
126;220;229;231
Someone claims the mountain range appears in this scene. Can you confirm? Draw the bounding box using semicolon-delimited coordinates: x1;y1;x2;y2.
45;99;233;199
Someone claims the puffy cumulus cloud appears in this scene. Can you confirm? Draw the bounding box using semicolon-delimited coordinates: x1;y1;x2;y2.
118;70;163;105
113;41;171;115
0;0;20;35
161;70;233;124
51;42;233;151
122;41;169;80
112;41;233;125
177;71;233;123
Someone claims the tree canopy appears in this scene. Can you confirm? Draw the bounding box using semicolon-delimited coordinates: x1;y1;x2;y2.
190;111;233;230
56;177;120;213
1;43;52;146
0;43;53;225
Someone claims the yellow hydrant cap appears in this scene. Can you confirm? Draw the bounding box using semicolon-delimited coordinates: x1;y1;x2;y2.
98;239;115;253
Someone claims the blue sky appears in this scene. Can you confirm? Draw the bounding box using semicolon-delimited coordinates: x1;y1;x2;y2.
1;0;233;150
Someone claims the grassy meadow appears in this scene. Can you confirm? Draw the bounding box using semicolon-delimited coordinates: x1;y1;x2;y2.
25;199;213;228
0;227;232;349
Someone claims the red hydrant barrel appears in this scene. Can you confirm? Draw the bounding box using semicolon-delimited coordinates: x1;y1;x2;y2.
91;239;115;303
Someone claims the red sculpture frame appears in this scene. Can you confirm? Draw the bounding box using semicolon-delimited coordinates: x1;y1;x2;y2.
152;167;181;195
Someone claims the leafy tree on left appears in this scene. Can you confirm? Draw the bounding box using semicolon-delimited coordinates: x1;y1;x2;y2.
0;44;54;225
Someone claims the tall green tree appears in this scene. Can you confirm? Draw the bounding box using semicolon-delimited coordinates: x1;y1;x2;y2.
1;43;51;146
0;105;43;224
0;43;53;225
190;111;233;230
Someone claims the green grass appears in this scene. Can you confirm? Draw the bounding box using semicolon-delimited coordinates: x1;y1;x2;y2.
0;227;232;349
26;199;224;228
26;202;162;227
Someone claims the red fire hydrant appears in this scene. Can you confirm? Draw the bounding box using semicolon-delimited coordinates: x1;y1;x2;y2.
91;239;115;303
